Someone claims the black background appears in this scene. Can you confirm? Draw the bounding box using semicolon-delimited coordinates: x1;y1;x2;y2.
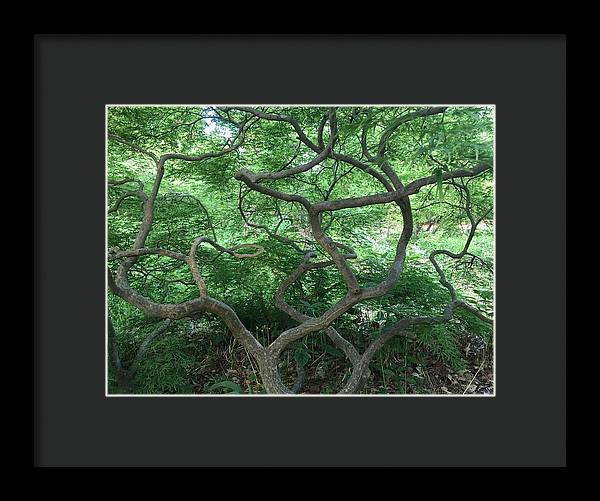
35;35;566;467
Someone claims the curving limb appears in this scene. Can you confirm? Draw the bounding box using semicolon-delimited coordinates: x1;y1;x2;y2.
188;236;264;297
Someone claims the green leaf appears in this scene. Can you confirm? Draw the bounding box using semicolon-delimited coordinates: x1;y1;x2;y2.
294;347;311;367
324;345;344;358
206;380;242;394
433;167;445;201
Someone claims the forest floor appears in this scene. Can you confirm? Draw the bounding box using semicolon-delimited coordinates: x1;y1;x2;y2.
181;324;494;396
110;304;494;396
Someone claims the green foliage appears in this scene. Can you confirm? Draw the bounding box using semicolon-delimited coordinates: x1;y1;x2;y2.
415;324;468;372
107;105;494;394
433;167;445;201
206;380;243;394
133;334;195;394
293;345;311;368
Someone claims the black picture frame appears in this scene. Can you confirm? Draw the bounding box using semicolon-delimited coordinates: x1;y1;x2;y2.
34;34;566;467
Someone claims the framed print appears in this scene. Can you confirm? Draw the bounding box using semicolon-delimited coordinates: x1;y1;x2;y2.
35;34;566;467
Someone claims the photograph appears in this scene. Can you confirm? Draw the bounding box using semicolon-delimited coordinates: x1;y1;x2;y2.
106;105;495;396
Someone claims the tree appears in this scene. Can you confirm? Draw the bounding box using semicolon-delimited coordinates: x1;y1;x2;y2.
107;105;494;394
